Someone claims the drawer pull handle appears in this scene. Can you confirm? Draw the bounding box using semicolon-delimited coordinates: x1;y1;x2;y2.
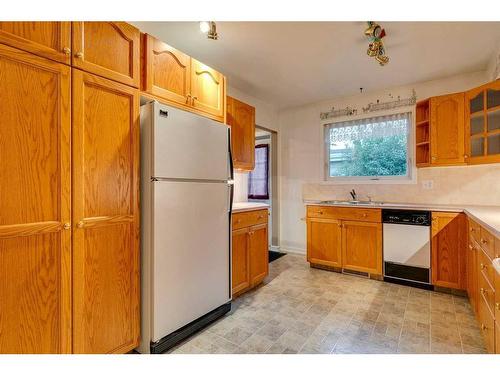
496;302;500;310
470;228;475;232
236;219;241;224
480;288;486;294
318;211;323;215
362;213;368;218
480;263;485;270
258;215;263;219
481;238;488;244
481;324;486;331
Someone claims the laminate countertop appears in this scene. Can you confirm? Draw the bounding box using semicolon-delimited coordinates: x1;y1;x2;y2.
304;200;500;238
232;202;270;213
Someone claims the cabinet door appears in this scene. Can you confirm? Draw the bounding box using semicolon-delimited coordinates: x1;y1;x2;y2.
430;93;465;165
143;34;192;107
72;22;140;88
190;58;225;121
227;96;256;171
0;22;71;64
0;44;71;353
431;212;466;289
307;218;342;268
72;70;140;354
342;221;382;275
232;228;250;295
249;223;269;286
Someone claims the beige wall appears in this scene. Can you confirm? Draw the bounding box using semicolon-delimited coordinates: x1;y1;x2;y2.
278;70;496;254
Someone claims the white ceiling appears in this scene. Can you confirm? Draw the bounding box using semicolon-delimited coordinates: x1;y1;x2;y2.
133;22;500;109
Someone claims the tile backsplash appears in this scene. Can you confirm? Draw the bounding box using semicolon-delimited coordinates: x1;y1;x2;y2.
303;164;500;206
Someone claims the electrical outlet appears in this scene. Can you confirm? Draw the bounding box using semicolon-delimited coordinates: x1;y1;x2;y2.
422;180;434;190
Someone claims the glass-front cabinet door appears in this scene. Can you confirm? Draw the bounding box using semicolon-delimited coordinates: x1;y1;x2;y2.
466;80;500;163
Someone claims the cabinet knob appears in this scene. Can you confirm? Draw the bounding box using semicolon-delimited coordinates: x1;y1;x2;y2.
480;287;486;294
470;227;475;232
318;211;323;215
481;324;486;331
236;219;241;224
186;94;192;104
468;244;473;250
480;263;486;270
192;96;198;101
63;222;71;230
495;302;500;310
75;51;84;58
431;156;436;161
362;213;368;218
62;47;71;55
481;238;488;244
77;221;84;228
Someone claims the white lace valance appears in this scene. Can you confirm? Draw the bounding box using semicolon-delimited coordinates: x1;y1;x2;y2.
326;112;411;143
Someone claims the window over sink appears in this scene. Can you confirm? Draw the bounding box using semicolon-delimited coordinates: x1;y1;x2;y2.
323;111;414;183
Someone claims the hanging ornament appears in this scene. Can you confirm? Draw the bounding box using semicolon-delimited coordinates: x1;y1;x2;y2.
365;21;389;66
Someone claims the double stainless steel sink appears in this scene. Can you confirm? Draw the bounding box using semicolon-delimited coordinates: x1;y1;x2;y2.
319;200;384;206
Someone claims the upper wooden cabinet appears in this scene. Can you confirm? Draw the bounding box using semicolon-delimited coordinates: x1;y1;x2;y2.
0;44;71;353
72;70;140;354
465;80;500;164
226;96;256;171
431;212;467;290
72;22;140;88
430;92;465;165
190;58;225;119
0;22;71;64
142;34;226;122
142;34;191;106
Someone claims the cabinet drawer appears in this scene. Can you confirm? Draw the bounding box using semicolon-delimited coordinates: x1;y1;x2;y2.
478;293;495;354
496;322;500;354
469;219;481;244
307;206;381;222
479;227;495;260
479;267;496;315
478;248;496;289
232;209;268;230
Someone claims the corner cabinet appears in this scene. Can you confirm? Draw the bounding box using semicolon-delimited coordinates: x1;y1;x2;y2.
429;93;466;165
231;210;268;297
431;212;467;290
72;70;140;354
306;206;382;277
465;80;500;164
72;22;141;88
142;34;226;122
0;44;72;354
0;21;71;64
226;96;256;171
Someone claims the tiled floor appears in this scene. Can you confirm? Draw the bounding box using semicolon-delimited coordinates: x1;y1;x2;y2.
168;254;486;354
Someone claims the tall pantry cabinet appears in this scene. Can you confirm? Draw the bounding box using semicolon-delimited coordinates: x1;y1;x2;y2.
0;22;140;354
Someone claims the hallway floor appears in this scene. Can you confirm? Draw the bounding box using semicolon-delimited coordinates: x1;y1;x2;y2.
168;254;486;354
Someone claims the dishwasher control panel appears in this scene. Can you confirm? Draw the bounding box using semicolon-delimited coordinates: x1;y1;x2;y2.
382;209;431;226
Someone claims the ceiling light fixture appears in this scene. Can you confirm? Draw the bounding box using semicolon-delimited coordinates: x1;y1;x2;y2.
199;21;218;40
365;21;389;66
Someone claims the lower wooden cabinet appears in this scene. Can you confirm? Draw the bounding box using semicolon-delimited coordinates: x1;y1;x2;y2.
306;206;382;276
478;292;496;354
342;220;382;275
231;210;268;296
307;218;342;268
467;235;479;314
431;212;467;290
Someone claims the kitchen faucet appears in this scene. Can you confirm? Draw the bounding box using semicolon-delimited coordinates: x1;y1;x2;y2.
349;189;357;201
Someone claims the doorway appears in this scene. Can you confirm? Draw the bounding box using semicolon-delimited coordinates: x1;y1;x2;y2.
248;125;282;262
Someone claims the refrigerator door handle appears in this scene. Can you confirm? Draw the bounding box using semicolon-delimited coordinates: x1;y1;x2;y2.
228;128;234;181
228;181;234;214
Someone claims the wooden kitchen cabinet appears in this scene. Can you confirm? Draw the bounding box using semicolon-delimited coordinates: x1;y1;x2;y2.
342;221;382;275
467;235;479;314
231;210;268;297
72;22;140;88
465;80;500;164
226;96;256;171
190;58;225;119
306;206;382;276
431;212;467;290
142;33;192;107
141;34;226;122
249;223;269;286
72;70;140;354
307;218;342;268
430;92;466;165
231;227;251;295
0;21;71;64
0;44;71;353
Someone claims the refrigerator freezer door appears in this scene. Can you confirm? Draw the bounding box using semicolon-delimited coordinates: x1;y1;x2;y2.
151;102;229;181
152;180;230;342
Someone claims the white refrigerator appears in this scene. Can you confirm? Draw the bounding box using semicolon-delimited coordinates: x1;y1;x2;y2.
138;101;233;354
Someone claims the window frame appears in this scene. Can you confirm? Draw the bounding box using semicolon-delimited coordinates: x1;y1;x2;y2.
248;143;270;200
320;108;417;185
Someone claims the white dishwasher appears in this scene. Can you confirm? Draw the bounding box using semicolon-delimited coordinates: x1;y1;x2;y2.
382;209;432;288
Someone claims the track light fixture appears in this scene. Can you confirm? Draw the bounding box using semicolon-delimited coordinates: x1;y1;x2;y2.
199;21;218;40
